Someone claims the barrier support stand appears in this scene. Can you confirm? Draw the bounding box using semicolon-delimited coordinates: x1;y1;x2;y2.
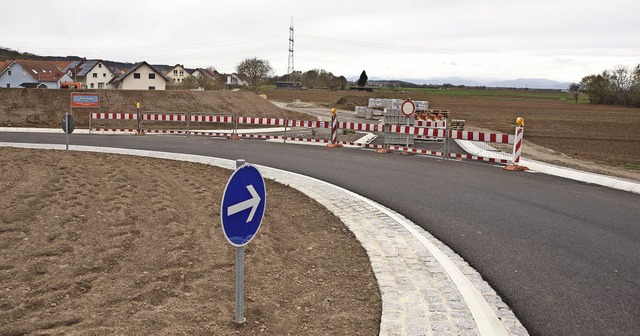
186;112;191;137
326;108;343;148
228;115;240;140
135;102;145;136
504;117;529;171
376;123;391;154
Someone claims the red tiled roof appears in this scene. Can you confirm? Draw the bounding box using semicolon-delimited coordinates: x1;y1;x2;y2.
15;59;66;82
0;60;14;75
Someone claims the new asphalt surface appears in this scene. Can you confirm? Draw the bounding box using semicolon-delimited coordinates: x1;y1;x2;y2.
2;132;639;336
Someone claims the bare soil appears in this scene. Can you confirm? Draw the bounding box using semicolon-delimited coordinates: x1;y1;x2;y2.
0;89;316;129
0;148;381;335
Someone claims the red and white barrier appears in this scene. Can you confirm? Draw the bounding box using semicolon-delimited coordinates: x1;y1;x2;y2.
191;115;234;123
287;120;331;128
448;130;514;144
339;122;381;132
91;113;137;120
88;111;524;166
414;120;446;128
237;117;288;126
142;113;188;121
511;126;524;165
388;125;447;137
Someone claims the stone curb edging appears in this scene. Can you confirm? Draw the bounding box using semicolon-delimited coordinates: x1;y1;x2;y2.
456;139;640;194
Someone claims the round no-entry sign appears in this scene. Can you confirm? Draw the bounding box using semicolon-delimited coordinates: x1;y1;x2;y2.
401;99;416;117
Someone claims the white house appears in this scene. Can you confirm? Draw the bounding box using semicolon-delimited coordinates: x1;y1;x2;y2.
226;73;247;87
110;62;168;90
164;64;190;84
65;60;115;89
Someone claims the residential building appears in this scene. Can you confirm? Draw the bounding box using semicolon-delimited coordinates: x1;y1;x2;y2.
226;73;247;87
191;67;221;82
64;60;115;89
165;64;191;84
0;59;72;89
109;61;168;90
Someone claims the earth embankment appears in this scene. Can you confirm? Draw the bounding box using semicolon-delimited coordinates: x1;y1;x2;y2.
0;89;314;128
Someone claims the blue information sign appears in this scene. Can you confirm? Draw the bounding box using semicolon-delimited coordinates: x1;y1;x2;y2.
221;164;266;247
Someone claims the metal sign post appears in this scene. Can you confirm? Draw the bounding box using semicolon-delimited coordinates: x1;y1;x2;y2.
220;159;266;324
61;113;75;150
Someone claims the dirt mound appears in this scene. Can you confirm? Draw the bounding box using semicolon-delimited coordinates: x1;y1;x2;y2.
335;95;370;108
0;89;315;128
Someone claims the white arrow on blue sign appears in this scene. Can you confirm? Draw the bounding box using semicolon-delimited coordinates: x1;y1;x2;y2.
221;164;266;247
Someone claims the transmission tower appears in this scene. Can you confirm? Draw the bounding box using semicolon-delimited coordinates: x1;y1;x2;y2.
287;18;294;79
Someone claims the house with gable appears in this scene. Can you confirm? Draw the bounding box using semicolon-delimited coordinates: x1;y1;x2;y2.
164;64;191;85
0;59;72;89
191;67;221;82
64;60;115;89
109;61;168;90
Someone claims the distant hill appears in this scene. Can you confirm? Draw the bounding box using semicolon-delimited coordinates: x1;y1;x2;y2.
351;75;572;90
487;78;572;90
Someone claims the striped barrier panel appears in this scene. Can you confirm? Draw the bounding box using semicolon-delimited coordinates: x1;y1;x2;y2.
142;113;188;121
91;113;137;120
237;117;288;126
448;130;514;144
191;131;235;137
448;152;510;165
386;145;446;157
90;128;137;133
511;127;524;165
143;129;190;135
287;120;331;128
414;120;446;128
190;115;234;123
388;125;447;137
339;122;381;132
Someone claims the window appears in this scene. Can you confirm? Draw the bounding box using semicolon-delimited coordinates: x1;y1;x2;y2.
90;83;95;88
149;73;155;79
98;83;104;89
173;70;178;76
98;63;102;68
134;73;140;79
148;86;155;90
93;73;98;78
179;70;184;76
6;83;10;88
7;70;11;76
103;73;106;77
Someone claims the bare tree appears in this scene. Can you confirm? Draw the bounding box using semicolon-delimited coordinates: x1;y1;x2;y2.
236;57;273;91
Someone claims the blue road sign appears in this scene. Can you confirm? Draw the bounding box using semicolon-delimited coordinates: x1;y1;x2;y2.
221;164;266;247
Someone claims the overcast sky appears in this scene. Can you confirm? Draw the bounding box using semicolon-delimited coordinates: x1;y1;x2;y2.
2;0;639;82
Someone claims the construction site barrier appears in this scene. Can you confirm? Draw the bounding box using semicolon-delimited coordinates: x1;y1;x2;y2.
89;111;521;166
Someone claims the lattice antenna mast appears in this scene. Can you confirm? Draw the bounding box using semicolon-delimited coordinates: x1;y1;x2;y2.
287;17;294;79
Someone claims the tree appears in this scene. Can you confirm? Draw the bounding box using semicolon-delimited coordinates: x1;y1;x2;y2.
568;83;580;102
357;70;368;87
236;57;272;91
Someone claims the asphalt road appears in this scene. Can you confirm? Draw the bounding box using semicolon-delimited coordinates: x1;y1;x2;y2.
2;132;639;336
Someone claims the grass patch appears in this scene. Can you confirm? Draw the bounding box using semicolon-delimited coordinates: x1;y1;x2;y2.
624;163;640;170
